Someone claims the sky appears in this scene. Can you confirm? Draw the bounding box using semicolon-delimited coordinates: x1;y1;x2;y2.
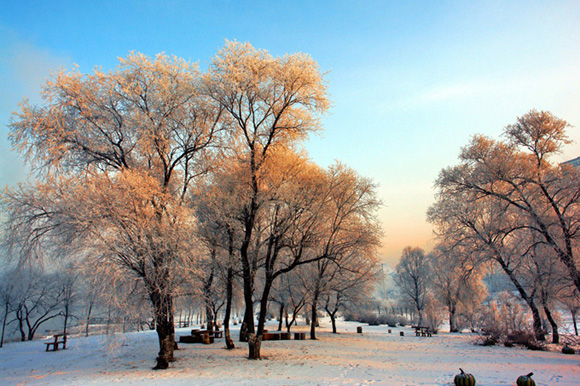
1;0;579;267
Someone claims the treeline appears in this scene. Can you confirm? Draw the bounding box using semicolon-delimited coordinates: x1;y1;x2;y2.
0;42;382;369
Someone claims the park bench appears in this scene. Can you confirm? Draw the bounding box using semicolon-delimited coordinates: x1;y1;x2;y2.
413;326;432;337
294;332;306;340
179;329;216;344
262;331;291;341
45;334;67;351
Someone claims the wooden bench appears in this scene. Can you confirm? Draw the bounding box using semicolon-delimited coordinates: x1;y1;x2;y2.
180;329;215;344
262;331;291;341
413;326;432;337
45;334;67;351
294;332;306;340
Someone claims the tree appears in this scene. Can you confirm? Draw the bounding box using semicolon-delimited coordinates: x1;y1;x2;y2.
429;110;580;341
194;163;246;349
8;269;63;341
428;189;546;340
271;267;310;333
438;110;580;295
4;52;222;369
0;271;16;348
205;41;330;359
429;244;487;332
395;247;431;326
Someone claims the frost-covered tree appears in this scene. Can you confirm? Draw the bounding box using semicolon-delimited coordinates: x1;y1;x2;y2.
0;271;17;347
4;53;222;369
429;110;580;342
395;247;431;326
205;41;330;359
436;110;580;295
429;245;487;332
7;268;63;341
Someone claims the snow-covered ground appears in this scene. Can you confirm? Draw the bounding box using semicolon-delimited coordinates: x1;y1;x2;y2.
1;320;578;385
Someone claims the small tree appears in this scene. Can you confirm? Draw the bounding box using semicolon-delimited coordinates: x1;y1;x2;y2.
0;271;16;347
395;247;431;326
9;269;63;341
429;245;487;332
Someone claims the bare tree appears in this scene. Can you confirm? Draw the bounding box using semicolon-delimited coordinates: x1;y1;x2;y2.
0;271;17;347
395;247;431;326
9;269;63;341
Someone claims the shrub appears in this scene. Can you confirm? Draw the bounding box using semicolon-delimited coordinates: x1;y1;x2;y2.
473;294;547;351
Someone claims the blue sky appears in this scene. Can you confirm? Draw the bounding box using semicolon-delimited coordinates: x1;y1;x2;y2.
1;0;579;266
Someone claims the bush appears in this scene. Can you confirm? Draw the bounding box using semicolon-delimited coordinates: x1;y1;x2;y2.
474;294;546;351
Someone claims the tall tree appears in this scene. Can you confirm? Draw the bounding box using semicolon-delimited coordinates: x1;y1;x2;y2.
437;110;580;294
4;53;222;369
205;41;330;359
428;189;546;340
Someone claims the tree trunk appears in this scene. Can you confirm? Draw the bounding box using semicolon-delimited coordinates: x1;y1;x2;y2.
224;267;235;349
150;290;175;370
105;304;112;335
248;333;262;360
15;308;26;342
277;303;284;331
205;299;214;334
329;312;337;333
0;302;9;348
239;250;255;342
85;297;94;337
250;276;274;359
542;303;559;344
239;184;258;343
310;290;319;340
449;305;458;333
63;302;70;337
203;268;215;334
239;308;252;342
500;262;545;341
571;308;578;336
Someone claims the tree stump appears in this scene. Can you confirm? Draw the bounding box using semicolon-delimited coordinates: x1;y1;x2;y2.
400;331;404;336
357;326;363;333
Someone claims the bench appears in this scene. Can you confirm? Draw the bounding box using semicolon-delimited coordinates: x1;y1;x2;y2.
413;326;432;337
294;332;306;340
45;334;67;351
262;331;291;341
180;329;216;344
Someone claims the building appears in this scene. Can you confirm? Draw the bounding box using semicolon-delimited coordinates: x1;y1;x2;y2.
563;156;580;168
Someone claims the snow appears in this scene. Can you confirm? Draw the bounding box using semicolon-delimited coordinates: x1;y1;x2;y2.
1;320;578;385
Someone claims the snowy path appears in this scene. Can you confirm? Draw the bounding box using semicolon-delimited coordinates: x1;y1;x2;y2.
0;322;578;385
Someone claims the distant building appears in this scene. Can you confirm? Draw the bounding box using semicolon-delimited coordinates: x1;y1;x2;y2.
563;156;580;168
